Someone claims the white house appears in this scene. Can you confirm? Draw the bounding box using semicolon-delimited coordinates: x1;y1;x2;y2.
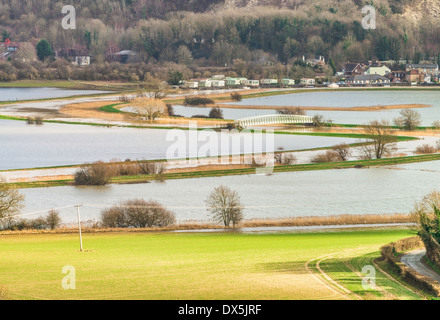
364;65;391;76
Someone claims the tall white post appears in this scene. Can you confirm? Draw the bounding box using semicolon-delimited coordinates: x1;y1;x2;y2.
75;204;84;252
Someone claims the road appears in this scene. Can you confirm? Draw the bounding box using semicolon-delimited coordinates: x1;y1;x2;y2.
401;249;440;283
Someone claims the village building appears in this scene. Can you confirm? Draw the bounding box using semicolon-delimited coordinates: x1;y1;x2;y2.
281;79;295;86
346;74;390;85
341;63;363;77
300;78;315;86
365;65;391;76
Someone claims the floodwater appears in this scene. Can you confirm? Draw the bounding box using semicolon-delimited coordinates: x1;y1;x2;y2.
0;87;108;101
0;119;357;170
175;90;440;126
19;160;440;224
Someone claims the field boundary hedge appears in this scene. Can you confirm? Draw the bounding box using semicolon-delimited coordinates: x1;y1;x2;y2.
379;237;440;297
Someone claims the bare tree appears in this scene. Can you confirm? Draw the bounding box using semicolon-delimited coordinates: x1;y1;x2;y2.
206;185;243;227
332;144;352;161
398;109;422;131
139;77;169;100
0;177;24;229
362;120;397;159
130;97;167;121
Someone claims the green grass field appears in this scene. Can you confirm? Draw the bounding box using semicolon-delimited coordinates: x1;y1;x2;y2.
0;228;426;300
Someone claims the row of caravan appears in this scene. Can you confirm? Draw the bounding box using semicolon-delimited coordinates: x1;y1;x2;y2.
180;77;304;89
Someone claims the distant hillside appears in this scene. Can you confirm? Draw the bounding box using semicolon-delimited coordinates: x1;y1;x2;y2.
1;0;440;82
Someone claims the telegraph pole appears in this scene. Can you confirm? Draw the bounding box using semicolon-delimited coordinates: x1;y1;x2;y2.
75;204;84;252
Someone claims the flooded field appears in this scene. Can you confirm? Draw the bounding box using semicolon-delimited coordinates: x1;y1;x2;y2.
19;161;440;224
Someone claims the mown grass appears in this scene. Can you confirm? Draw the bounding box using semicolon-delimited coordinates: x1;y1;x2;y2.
0;228;415;300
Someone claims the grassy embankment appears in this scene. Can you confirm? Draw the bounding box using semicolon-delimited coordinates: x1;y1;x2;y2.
0;228;428;300
8;152;439;189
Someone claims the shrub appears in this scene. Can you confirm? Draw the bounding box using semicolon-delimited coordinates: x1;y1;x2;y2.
208;107;224;119
184;96;215;106
230;92;242;101
415;144;437;154
310;150;340;163
74;162;116;186
332;143;352;161
46;210;62;230
274;153;297;165
432;120;440;129
100;199;176;228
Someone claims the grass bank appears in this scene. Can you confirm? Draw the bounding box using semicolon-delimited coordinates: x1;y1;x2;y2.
9;153;440;189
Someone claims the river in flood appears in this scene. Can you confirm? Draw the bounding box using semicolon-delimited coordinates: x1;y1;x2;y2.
18;160;440;224
0;119;357;170
0;87;109;101
174;90;440;126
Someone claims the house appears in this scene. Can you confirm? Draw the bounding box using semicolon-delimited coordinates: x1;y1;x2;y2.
243;80;260;87
300;78;315;86
281;79;295;86
211;80;225;87
198;79;212;88
261;79;278;86
365;65;391;76
182;81;199;89
225;78;242;86
405;69;422;83
346;74;390;86
342;63;363;77
58;46;91;65
406;64;439;75
387;71;406;84
305;56;326;67
108;50;137;63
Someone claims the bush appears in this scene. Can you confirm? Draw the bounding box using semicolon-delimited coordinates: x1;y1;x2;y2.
310;150;340;163
46;210;62;230
274;153;297;165
100;199;176;228
332;144;352;161
208;107;224;119
230;92;242;101
415;144;437;154
184;96;215;106
74;162;116;186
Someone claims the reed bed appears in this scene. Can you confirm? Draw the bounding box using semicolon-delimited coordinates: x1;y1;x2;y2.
0;213;413;235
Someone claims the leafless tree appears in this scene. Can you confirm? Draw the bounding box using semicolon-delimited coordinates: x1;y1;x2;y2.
130;97;166;121
332;144;352;161
206;185;243;227
361;120;397;159
398;109;422;131
0;177;24;229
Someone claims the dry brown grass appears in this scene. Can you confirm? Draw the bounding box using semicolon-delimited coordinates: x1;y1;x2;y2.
0;213;412;236
241;213;413;228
